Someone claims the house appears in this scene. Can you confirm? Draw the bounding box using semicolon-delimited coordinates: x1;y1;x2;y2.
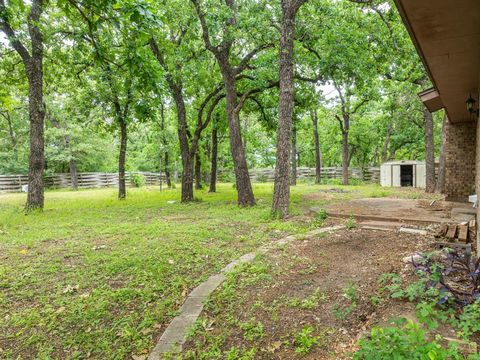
393;0;479;246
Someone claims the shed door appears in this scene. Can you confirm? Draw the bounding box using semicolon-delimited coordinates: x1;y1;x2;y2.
400;165;414;187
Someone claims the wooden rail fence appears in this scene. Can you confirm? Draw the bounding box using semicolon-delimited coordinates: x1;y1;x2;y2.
0;172;165;193
0;167;380;193
248;167;380;183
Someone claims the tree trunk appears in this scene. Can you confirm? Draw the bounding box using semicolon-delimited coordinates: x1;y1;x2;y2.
220;64;255;206
424;108;436;193
63;132;78;190
291;122;297;186
69;158;78;189
311;110;322;184
47;112;78;189
381;121;394;163
1;0;45;210
164;152;172;188
25;56;45;210
172;89;194;202
272;3;299;217
209;126;218;193
342;129;349;185
1;112;18;161
190;1;255;206
195;150;202;189
159;102;172;188
436;114;447;193
118;117;127;199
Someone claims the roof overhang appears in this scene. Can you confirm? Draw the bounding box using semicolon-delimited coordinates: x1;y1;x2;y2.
394;0;480;123
418;88;443;113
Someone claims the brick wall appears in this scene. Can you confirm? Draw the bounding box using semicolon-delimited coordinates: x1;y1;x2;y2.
444;119;476;201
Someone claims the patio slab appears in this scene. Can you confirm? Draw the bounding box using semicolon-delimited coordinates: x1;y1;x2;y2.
325;198;473;224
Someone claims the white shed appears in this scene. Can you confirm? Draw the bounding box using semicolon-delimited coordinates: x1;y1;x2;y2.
380;160;426;188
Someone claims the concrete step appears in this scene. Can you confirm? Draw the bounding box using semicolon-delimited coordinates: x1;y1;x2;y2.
360;220;401;231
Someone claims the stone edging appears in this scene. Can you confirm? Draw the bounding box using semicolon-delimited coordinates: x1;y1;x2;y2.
147;225;345;359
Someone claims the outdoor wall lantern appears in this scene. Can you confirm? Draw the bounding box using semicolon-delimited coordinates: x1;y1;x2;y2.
466;94;479;116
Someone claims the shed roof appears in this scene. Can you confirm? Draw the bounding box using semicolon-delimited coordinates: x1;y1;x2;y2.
382;160;425;166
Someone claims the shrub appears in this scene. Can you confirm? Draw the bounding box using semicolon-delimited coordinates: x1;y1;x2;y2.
130;173;145;187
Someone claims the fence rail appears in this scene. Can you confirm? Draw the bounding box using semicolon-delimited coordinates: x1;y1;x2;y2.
0;167;380;193
247;167;380;183
0;172;166;193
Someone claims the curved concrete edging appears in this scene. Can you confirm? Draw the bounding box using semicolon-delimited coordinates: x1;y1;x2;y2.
147;225;345;359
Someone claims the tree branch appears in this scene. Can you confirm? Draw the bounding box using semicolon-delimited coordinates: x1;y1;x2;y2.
234;43;273;75
0;0;31;63
190;0;216;53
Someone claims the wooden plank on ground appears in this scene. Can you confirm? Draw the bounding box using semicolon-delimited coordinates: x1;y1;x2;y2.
468;220;476;242
458;224;469;242
446;224;457;239
438;224;448;237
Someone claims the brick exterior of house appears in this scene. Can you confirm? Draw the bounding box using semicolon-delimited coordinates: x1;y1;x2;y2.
444;119;477;201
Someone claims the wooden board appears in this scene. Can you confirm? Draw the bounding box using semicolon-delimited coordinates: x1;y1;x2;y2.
458;224;469;242
468;220;476;242
438;224;449;237
446;224;458;239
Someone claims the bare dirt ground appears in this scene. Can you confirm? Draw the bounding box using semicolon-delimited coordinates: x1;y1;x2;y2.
182;226;435;359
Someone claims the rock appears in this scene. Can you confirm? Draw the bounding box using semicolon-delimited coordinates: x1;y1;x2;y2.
399;227;427;236
402;253;423;264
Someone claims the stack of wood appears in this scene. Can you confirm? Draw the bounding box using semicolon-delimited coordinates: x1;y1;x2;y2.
435;220;477;252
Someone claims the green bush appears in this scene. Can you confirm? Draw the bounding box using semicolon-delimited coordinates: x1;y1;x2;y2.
130;173;145;187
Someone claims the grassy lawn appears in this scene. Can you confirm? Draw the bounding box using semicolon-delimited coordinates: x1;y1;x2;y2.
0;182;427;359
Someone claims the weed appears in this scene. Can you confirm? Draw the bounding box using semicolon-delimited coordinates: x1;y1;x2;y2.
316;208;328;221
333;282;358;320
293;326;322;354
299;263;318;275
287;288;326;310
354;320;463;360
369;295;382;306
455;300;480;339
239;319;264;341
345;216;356;230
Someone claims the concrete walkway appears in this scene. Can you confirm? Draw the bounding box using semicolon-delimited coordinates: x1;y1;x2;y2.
147;225;344;359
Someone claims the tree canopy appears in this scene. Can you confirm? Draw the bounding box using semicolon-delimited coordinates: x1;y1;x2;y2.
0;0;442;208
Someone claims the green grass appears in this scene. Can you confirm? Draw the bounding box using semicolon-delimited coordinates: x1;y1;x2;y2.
0;182;425;359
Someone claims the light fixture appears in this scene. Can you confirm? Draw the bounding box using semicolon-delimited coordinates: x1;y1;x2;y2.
466;94;478;115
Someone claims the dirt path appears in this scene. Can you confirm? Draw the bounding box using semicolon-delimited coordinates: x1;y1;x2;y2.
181;227;432;359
